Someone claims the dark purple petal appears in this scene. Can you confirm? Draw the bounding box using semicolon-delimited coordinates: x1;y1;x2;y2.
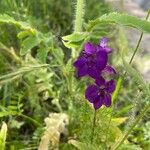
84;42;95;54
106;80;116;93
77;65;88;77
95;76;105;86
93;97;103;109
85;85;99;103
87;67;100;79
73;57;86;68
103;65;116;75
96;50;108;70
103;94;112;107
100;37;108;48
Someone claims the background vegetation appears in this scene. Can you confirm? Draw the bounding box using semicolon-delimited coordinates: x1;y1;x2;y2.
0;0;150;150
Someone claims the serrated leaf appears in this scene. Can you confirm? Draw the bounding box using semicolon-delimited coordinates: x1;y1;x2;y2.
87;12;150;33
20;36;40;55
62;32;87;42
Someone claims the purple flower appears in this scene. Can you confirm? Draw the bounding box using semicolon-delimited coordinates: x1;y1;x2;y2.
96;37;112;53
85;78;116;109
74;42;108;78
102;65;116;75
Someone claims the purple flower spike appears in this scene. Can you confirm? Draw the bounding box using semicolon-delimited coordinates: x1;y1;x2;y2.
85;79;116;109
99;37;112;53
73;41;108;78
73;37;117;110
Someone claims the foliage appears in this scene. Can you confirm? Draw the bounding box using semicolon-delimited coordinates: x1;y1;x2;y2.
0;0;150;150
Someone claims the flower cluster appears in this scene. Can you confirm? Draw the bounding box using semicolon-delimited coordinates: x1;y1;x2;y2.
74;37;116;109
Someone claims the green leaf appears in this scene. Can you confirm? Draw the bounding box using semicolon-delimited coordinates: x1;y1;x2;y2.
62;32;88;42
52;48;64;65
112;77;123;103
62;40;83;49
0;122;7;150
0;14;36;32
0;14;15;23
0;111;17;117
62;33;88;49
37;48;48;63
69;140;98;150
20;36;40;55
87;12;150;33
17;31;33;39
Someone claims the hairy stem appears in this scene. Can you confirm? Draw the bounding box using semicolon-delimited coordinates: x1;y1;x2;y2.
91;110;97;143
74;0;85;32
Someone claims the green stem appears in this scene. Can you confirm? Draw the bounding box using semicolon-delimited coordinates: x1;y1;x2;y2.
74;0;85;32
19;114;41;127
72;0;85;58
91;110;97;143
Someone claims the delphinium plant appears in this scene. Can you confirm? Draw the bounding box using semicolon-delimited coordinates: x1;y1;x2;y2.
0;0;150;150
74;37;117;143
62;0;150;149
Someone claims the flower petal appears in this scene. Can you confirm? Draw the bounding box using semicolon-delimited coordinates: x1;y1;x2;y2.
73;57;86;68
77;64;88;77
99;38;112;53
100;37;108;47
88;67;100;79
103;65;116;75
106;79;116;93
103;94;112;107
84;42;95;54
96;50;108;71
95;76;105;86
85;85;99;103
93;97;103;109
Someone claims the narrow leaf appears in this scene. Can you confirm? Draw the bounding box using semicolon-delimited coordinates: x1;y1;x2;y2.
0;122;7;150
